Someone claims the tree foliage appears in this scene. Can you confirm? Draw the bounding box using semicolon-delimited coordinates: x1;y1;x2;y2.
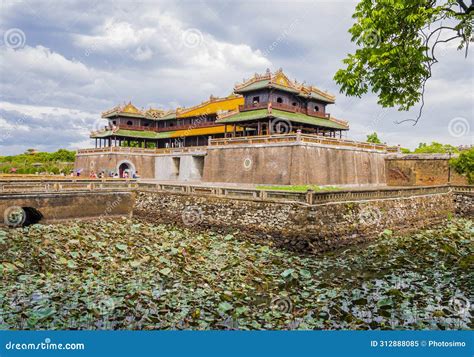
450;147;474;183
334;0;473;123
413;141;460;153
366;132;382;143
0;149;76;174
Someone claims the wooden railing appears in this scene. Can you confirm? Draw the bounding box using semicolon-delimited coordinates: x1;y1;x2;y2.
115;124;156;132
209;133;396;152
137;183;453;205
94;121;218;134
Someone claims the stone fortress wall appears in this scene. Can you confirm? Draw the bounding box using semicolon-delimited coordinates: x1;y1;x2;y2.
133;188;455;253
75;145;468;187
202;142;386;185
385;154;468;186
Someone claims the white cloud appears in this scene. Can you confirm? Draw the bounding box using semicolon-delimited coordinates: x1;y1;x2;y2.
72;12;271;70
0;0;471;154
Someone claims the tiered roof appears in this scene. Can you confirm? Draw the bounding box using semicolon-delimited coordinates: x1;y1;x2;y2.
234;68;336;104
101;94;244;121
216;109;348;130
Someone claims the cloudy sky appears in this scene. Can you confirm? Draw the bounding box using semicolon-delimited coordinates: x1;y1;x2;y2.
0;0;472;155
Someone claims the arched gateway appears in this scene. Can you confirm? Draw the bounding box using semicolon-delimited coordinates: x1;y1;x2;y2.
117;160;135;178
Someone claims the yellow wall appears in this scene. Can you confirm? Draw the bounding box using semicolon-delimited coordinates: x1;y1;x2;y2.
177;97;243;118
170;125;240;138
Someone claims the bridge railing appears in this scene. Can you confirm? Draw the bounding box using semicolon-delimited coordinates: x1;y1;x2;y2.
0;180;138;193
137;183;452;205
451;185;474;194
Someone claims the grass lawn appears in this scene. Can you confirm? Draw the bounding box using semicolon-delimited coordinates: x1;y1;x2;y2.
256;185;341;192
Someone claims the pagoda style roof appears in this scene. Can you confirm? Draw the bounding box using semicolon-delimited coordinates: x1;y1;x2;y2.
216;108;349;130
101;94;243;121
101;102;176;121
234;69;336;104
101;102;146;119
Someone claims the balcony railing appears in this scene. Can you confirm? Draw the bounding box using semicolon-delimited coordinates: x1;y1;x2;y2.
239;101;331;119
96;122;219;134
210;133;399;153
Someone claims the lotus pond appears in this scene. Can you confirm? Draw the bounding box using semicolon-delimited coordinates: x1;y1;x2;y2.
1;218;472;330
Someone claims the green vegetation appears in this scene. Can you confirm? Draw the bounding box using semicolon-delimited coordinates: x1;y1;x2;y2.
256;185;340;192
450;147;474;184
1;218;472;330
334;0;472;119
366;132;382;144
413;142;460;154
0;149;75;174
398;142;462;154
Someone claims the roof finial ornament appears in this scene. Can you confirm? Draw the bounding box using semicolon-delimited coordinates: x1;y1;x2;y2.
265;68;271;74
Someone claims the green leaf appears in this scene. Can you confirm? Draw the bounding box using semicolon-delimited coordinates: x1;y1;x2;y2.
235;306;249;316
377;298;393;308
115;243;128;251
281;269;295;278
218;302;233;313
67;260;77;269
299;269;312;279
159;267;171;276
130;260;141;268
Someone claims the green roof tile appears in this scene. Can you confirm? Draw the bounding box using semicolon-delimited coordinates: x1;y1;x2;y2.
91;129;174;139
216;109;348;130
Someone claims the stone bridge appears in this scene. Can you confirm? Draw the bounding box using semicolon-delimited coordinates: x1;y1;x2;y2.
0;179;136;227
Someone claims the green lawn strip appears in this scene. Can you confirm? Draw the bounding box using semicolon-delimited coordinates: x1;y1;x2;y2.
256;185;341;192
